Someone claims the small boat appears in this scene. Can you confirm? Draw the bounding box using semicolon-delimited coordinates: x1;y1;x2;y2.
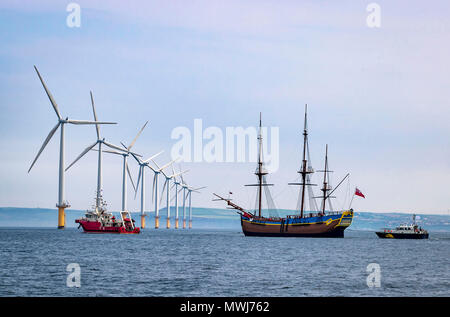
375;215;428;239
75;196;140;234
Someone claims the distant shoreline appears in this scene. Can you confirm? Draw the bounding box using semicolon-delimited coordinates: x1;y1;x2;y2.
1;207;449;232
1;206;450;216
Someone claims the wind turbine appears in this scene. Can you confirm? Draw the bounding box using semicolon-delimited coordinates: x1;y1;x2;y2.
170;165;188;229
178;173;189;229
149;158;179;229
130;150;163;229
65;91;126;211
93;146;139;213
185;186;207;229
158;166;189;229
28;66;116;229
105;120;149;212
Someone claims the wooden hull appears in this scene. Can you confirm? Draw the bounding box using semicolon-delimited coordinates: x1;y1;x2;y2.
241;210;353;238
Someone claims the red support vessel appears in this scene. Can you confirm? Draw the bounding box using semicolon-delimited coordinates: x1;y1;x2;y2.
75;196;140;234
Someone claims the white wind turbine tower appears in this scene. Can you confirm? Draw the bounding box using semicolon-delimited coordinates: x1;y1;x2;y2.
178;173;189;229
149;158;179;229
65;91;127;212
28;66;116;229
170;165;188;229
130;150;164;229
185;186;207;229
158;166;189;229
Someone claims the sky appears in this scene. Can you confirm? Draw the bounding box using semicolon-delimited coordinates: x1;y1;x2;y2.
0;0;449;215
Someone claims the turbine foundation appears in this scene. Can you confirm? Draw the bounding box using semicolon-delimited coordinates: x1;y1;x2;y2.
57;206;66;229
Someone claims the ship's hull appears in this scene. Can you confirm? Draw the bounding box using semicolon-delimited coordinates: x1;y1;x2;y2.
241;210;353;238
76;219;140;234
375;232;428;239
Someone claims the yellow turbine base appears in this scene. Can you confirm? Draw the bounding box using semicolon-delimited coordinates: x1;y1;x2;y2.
166;218;170;229
141;215;146;229
175;218;179;229
155;216;159;229
58;207;65;229
189;220;192;229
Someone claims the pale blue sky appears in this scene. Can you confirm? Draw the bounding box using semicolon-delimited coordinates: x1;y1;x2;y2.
0;0;449;214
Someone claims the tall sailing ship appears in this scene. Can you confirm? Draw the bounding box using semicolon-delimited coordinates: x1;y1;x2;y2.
214;106;354;237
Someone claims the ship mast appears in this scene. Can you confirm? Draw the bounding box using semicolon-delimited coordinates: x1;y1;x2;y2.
300;105;309;218
321;144;329;216
257;113;265;218
288;104;316;218
315;145;349;216
245;113;272;218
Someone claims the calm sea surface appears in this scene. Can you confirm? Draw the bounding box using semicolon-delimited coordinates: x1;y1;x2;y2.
0;228;449;297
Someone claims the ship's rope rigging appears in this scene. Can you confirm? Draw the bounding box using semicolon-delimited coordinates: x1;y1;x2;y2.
251;174;279;218
306;137;319;212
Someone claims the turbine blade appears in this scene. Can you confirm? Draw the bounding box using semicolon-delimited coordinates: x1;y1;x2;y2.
171;169;189;178
130;152;142;164
152;174;157;202
171;165;178;183
128;121;148;150
152;159;161;170
92;148;122;155
28;122;60;173
103;141;127;153
65;141;98;171
90;91;100;139
104;149;122;155
143;150;164;164
126;162;136;192
34;66;62;120
159;180;167;207
66;120;116;125
155;157;179;172
160;169;169;179
179;164;186;184
134;166;142;199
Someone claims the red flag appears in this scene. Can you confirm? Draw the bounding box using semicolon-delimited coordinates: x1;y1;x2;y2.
355;187;365;198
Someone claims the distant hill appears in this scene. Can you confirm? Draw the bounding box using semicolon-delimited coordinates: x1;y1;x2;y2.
0;207;449;232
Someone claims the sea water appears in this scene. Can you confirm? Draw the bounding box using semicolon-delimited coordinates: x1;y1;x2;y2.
0;228;448;296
